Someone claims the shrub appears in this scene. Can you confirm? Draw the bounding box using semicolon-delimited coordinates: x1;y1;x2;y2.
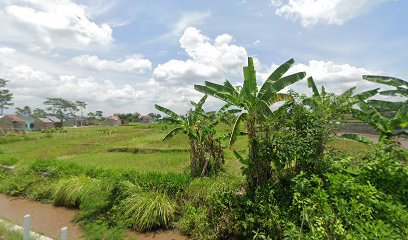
358;148;408;205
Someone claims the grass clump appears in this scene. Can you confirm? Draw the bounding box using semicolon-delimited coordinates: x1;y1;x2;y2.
52;175;102;208
120;191;176;231
0;156;19;166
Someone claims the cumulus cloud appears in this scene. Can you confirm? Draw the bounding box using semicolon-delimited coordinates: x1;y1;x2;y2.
0;47;16;54
152;27;248;86
273;0;392;27
0;0;113;49
0;62;142;113
258;59;380;96
71;55;152;73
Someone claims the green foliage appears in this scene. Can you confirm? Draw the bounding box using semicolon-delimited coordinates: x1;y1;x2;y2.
195;57;306;189
0;156;19;166
52;176;103;208
40;128;68;133
177;203;216;239
0;78;13;115
83;220;126;240
155;95;229;177
119;191;176;231
358;147;408;205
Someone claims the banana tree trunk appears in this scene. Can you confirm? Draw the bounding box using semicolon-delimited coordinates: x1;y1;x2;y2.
246;117;271;190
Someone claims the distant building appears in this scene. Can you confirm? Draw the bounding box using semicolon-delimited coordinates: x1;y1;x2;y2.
0;115;26;135
20;116;35;131
64;117;88;127
34;116;63;130
139;115;154;123
103;116;121;126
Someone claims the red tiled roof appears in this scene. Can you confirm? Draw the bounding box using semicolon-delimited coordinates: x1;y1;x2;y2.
107;116;120;120
140;115;153;120
7;115;24;122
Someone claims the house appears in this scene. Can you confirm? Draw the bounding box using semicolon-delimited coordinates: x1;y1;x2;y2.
64;117;88;127
0;115;26;134
20;116;35;131
139;115;154;123
46;116;63;128
34;116;63;130
103;116;121;126
34;118;55;130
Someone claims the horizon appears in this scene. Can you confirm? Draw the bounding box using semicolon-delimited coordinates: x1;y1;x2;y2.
0;0;407;115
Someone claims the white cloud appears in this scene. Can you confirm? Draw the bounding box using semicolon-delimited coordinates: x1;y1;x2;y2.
71;55;152;73
0;62;143;113
173;11;211;35
152;27;248;87
258;59;381;96
0;47;16;54
274;0;392;27
1;0;113;49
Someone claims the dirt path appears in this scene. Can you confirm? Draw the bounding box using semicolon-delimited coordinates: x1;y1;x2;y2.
339;132;408;148
0;194;190;240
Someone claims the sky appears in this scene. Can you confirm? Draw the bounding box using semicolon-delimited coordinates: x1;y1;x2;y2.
0;0;407;115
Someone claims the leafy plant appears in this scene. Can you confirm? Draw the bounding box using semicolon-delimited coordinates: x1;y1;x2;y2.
347;75;408;143
155;95;235;177
195;57;306;189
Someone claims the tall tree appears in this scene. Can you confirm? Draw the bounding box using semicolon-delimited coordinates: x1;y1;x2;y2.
195;57;306;189
32;108;47;118
95;110;103;117
15;105;32;116
75;100;87;117
0;78;13;115
43;98;78;122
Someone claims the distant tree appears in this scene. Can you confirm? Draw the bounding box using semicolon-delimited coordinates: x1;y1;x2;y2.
87;112;96;119
32;108;47;118
116;112;141;122
44;98;78;122
75;100;87;117
0;78;13;115
147;113;161;119
95;110;103;117
15;106;32;116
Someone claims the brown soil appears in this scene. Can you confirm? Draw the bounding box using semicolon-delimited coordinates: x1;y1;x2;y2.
0;194;190;240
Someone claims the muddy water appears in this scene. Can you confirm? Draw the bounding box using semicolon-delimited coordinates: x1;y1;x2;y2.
0;194;190;240
0;194;83;239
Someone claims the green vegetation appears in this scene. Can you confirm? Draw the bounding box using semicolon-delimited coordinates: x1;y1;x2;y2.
195;57;306;189
0;59;407;239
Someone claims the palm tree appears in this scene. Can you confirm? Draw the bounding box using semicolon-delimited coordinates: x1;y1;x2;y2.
194;57;306;189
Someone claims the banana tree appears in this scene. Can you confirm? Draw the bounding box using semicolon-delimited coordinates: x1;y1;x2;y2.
363;75;408;114
305;77;379;146
348;75;408;143
351;102;408;143
194;57;306;189
305;77;379;112
155;95;235;177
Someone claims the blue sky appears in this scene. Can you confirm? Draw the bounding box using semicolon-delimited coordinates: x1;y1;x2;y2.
0;0;407;115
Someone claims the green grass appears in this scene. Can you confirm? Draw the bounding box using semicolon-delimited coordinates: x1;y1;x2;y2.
0;124;373;175
0;220;39;240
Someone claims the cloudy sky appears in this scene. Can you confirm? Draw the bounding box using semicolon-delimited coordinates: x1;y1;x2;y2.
0;0;407;115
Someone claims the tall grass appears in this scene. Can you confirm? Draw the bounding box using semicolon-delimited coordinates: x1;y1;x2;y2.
120;191;176;231
52;176;102;208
